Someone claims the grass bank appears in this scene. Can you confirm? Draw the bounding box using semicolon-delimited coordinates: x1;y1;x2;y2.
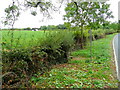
30;34;118;88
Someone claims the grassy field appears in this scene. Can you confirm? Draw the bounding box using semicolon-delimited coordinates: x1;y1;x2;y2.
2;30;73;49
1;30;48;49
30;34;118;88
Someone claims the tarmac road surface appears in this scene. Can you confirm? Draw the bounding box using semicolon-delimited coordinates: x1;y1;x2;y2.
113;34;120;81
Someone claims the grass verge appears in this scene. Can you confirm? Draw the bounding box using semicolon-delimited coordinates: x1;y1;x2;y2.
30;34;118;88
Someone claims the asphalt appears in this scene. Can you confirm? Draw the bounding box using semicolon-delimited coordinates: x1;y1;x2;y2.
113;33;120;81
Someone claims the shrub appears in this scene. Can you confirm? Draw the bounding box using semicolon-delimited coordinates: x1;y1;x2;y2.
2;31;74;88
73;30;89;49
104;29;117;35
92;29;106;40
40;31;74;64
2;48;50;88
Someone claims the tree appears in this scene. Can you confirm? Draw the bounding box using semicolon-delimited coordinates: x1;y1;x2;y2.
47;25;57;30
98;2;114;29
24;27;31;30
57;24;67;29
64;22;71;30
2;0;114;30
64;1;113;48
3;1;20;28
40;26;47;30
2;0;58;27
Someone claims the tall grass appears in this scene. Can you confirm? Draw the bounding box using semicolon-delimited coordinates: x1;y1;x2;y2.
1;30;46;49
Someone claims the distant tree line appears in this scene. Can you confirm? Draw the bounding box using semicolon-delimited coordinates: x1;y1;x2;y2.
40;24;67;30
1;24;67;30
25;22;120;31
1;22;119;31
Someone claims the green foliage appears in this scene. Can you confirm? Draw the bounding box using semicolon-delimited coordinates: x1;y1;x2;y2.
30;34;117;88
64;2;113;29
40;26;47;30
47;25;57;30
2;30;74;88
64;2;114;48
2;29;117;88
57;24;67;29
104;29;117;35
3;2;20;27
31;11;37;16
2;47;50;88
3;0;55;27
108;22;119;30
40;24;67;30
2;30;47;49
40;31;74;63
71;34;115;60
92;29;106;39
73;30;89;48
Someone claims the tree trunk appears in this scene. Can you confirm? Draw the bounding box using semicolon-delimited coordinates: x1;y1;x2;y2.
80;26;84;49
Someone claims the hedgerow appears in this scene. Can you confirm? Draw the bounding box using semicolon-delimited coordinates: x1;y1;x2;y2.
2;29;117;88
2;31;74;88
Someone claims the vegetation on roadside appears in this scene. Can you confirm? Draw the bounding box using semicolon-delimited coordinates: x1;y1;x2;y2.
1;29;117;49
2;27;118;88
2;31;74;88
30;34;118;88
1;0;119;89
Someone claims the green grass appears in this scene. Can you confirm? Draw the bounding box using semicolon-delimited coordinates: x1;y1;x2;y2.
1;30;73;49
1;30;48;49
30;34;118;88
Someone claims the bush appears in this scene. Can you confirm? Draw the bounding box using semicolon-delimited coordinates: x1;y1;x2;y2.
104;29;117;35
92;29;106;40
73;30;89;49
2;48;50;88
2;31;74;88
40;31;74;64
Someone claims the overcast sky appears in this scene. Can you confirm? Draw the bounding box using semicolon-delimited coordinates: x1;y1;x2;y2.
0;0;119;28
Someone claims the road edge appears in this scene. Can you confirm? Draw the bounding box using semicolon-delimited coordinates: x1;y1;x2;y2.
112;34;119;81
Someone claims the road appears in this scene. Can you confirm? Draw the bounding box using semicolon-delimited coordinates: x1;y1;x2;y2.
113;34;120;81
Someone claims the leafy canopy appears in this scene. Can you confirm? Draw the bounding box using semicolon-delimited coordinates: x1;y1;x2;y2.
64;1;114;30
